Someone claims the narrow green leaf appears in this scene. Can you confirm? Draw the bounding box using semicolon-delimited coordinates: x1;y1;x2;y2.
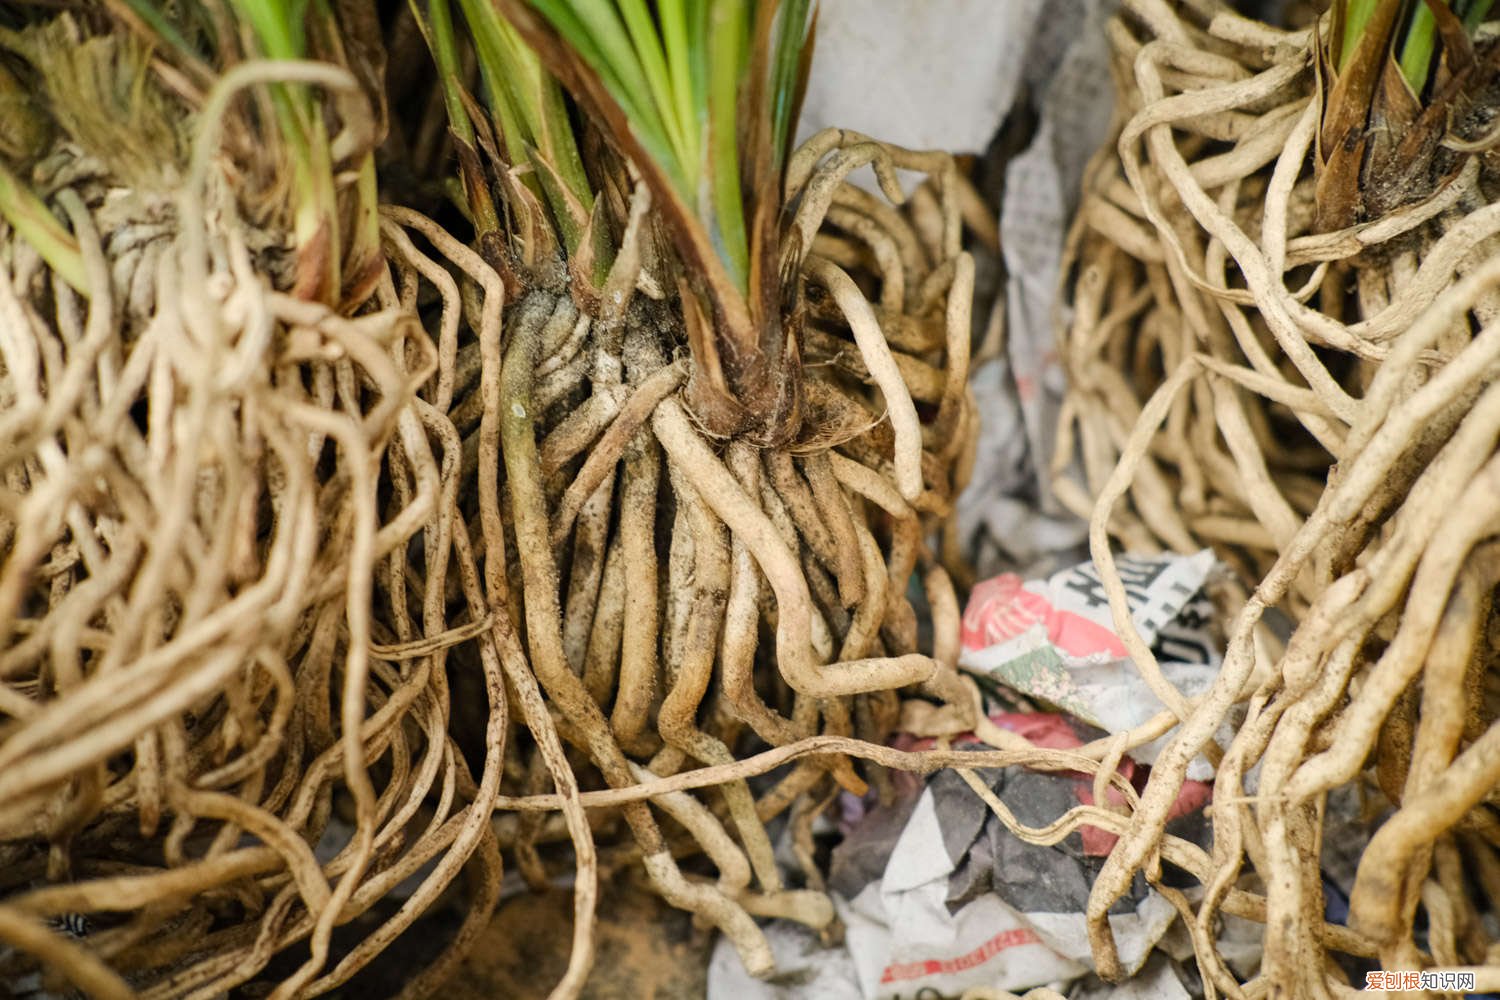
771;0;812;163
1398;0;1442;93
707;0;748;291
228;0;310;61
535;67;595;215
113;0;201;63
617;0;694;177
687;0;710;142
548;0;676;167
527;0;690;195
459;0;536;166
495;15;592;214
427;0;479;147
422;0;502;234
658;0;701;192
1340;0;1383;72
0;158;88;296
227;0;345;298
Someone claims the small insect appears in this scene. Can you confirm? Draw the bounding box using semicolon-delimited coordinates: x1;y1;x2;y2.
46;912;90;938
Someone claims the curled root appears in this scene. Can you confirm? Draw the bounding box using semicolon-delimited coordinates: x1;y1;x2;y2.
1054;1;1500;993
0;71;507;994
3;106;980;993
451;129;977;987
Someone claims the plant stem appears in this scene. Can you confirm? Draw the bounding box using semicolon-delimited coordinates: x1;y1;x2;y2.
229;0;342;301
453;0;594;252
1463;0;1497;31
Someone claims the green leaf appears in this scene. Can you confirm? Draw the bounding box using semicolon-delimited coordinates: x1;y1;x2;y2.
113;0;201;64
771;0;811;162
421;0;502;235
497;16;593;215
707;0;748;291
226;0;346;299
455;0;595;251
0;158;87;295
228;0;311;61
658;0;701;189
617;0;693;178
454;0;529;166
426;0;480;147
1463;0;1496;31
509;0;815;295
1339;0;1383;72
1398;0;1442;94
533;0;679;181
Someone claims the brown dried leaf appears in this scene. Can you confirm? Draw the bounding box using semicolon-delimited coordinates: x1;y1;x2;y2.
1366;51;1421;174
1316;0;1403;229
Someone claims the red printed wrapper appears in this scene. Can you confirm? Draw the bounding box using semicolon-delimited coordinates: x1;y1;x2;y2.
958;551;1226;780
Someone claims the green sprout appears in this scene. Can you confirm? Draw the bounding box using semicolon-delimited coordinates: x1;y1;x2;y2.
1399;0;1495;91
228;0;343;300
504;0;814;294
1340;0;1498;96
413;0;818;439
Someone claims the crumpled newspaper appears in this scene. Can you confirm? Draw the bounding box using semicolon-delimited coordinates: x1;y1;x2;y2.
956;0;1119;581
960;549;1229;781
796;0;1040;155
832;715;1211;999
707;921;865;1000
707;712;1214;1000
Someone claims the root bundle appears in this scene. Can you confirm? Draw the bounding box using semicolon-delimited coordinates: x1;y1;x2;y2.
0;26;987;988
1057;0;1500;994
0;63;506;996
378;126;984;986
